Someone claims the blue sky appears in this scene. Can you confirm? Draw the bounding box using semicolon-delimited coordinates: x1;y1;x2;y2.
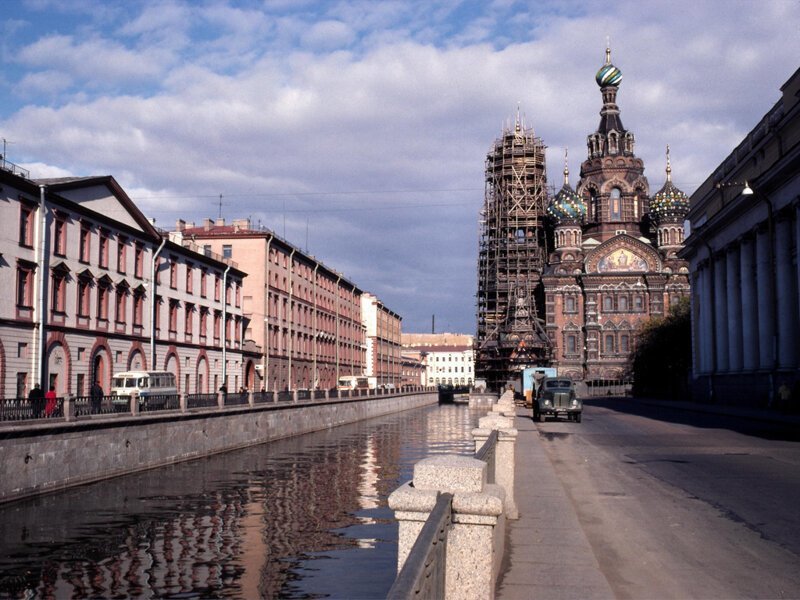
2;0;800;333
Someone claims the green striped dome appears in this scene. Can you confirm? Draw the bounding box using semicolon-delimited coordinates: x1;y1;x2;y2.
596;63;622;87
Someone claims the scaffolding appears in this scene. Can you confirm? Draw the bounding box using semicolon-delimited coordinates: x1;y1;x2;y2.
476;116;552;391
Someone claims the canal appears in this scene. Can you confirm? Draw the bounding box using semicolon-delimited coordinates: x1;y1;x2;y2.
0;403;489;599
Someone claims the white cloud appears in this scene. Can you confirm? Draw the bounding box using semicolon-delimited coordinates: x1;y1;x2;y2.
2;0;800;332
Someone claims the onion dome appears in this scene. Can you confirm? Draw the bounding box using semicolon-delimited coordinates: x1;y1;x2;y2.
595;45;622;87
547;151;586;224
651;145;690;223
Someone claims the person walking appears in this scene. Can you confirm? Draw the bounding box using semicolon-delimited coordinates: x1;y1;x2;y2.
28;383;44;418
90;381;104;414
44;385;57;417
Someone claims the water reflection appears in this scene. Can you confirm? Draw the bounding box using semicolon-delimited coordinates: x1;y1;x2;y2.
0;404;488;599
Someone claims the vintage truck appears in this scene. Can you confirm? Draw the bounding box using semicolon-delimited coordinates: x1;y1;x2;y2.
533;377;582;422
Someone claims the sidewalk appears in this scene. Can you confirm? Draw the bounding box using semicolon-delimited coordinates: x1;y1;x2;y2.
629;396;800;427
495;409;614;600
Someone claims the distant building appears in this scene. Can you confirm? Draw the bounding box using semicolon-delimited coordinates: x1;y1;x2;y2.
361;293;402;387
681;66;800;405
400;351;426;387
0;170;251;399
402;333;475;387
174;218;365;390
540;47;691;382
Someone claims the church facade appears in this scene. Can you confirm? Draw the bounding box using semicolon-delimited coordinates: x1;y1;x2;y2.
541;49;691;382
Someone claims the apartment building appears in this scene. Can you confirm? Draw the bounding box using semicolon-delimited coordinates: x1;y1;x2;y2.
175;218;365;390
0;167;251;399
360;293;402;387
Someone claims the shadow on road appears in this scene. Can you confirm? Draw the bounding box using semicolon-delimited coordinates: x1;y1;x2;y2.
585;396;800;442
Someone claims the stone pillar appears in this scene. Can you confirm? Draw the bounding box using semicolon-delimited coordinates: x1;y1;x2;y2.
292;390;299;403
756;227;775;370
217;391;225;409
64;396;75;422
740;236;759;371
388;455;505;600
713;253;729;372
726;245;743;372
492;390;515;417
130;392;140;416
247;391;254;407
697;264;712;374
324;389;330;400
473;414;518;519
775;218;798;368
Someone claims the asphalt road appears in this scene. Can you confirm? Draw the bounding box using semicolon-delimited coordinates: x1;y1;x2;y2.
535;398;800;599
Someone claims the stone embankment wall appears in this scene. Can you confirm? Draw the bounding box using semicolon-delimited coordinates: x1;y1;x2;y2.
0;392;437;504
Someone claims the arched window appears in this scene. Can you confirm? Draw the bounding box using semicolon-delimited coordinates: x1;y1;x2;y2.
605;334;615;354
610;187;622;221
603;295;613;311
618;296;628;311
620;334;630;353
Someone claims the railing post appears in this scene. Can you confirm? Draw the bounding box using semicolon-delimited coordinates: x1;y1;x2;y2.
324;389;329;400
217;391;225;409
130;392;139;416
292;390;299;403
248;391;255;407
389;455;505;599
492;389;516;417
473;416;518;519
63;396;75;422
180;393;188;413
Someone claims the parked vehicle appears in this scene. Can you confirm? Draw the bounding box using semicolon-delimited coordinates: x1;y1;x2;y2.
111;371;177;409
522;367;557;407
533;377;582;422
337;376;377;391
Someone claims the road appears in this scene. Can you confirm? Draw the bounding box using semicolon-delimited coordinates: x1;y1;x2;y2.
535;398;800;599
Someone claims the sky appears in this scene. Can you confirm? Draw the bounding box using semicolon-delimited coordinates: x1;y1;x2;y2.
2;0;799;334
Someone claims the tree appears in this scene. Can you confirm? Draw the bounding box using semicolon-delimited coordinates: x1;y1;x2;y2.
628;297;691;399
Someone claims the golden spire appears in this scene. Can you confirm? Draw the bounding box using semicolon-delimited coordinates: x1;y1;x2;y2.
666;144;672;183
563;148;570;185
605;36;611;64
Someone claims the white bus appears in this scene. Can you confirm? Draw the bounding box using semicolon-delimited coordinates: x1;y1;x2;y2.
111;371;178;409
337;376;377;391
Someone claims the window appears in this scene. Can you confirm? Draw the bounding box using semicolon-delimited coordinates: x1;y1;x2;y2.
618;296;628;311
214;311;221;341
604;334;615;354
634;295;644;311
215;275;221;301
117;236;127;273
80;225;91;263
203;244;212;257
235;283;241;307
564;296;577;313
610;187;622;221
54;217;67;256
603;295;613;311
77;275;91;318
115;285;128;324
185;303;194;335
97;281;110;321
169;300;178;334
222;244;232;259
169;259;178;289
186;263;193;294
620;334;630;353
566;334;577;354
99;230;109;267
200;270;207;298
16;264;35;308
133;290;144;327
134;243;144;278
19;205;34;247
200;308;208;340
51;268;67;314
154;295;162;335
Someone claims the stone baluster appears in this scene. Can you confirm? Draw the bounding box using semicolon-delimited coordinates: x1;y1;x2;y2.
180;393;188;413
492;389;516;417
64;396;75;422
217;390;225;409
389;455;506;599
473;416;518;519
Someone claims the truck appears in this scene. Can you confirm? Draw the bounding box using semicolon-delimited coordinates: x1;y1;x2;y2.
520;367;557;408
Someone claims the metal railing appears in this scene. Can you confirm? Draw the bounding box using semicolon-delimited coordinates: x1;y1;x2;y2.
474;429;498;484
387;492;453;600
0;386;433;426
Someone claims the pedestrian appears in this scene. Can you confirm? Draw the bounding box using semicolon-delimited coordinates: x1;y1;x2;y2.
44;386;57;417
778;381;792;411
28;383;44;418
90;380;104;414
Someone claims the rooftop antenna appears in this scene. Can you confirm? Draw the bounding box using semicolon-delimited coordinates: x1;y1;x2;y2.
218;194;223;220
1;138;14;168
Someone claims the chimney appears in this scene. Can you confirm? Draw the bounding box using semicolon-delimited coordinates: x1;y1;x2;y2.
175;219;186;232
233;218;250;231
216;218;225;227
203;218;214;231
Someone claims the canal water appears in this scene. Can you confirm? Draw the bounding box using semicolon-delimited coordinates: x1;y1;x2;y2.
0;403;489;599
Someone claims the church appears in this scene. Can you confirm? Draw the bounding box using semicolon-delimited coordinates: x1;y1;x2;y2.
541;48;691;382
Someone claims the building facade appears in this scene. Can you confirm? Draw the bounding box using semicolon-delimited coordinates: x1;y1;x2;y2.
402;333;475;387
361;293;402;387
681;66;800;406
0;169;251;399
540;47;691;381
175;218;365;391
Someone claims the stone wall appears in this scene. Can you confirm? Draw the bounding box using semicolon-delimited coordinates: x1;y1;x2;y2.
0;392;437;504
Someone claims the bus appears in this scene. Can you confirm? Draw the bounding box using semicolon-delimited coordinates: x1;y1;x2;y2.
111;371;178;409
337;376;377;391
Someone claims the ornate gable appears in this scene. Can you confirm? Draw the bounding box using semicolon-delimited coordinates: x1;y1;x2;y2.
584;234;661;274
